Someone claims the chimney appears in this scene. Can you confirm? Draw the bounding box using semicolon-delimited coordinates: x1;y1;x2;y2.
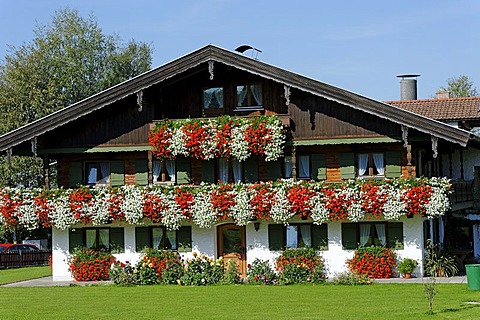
397;74;420;100
435;88;450;99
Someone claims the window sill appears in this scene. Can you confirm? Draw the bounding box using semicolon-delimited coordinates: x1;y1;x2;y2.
233;106;264;112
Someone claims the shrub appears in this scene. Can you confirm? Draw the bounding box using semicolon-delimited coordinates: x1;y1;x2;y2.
275;248;326;285
346;246;397;279
331;271;372;285
220;260;242;285
68;247;115;281
140;249;183;284
109;260;138;285
397;258;418;275
247;258;277;285
180;252;224;285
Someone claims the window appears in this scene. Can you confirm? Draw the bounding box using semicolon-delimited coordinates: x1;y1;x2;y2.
297;155;310;179
152;159;176;183
236;84;262;109
202;157;258;183
85;162;110;185
268;223;328;250
284;156;293;178
203;87;224;109
341;222;403;250
357;153;384;178
135;226;192;252
69;227;125;253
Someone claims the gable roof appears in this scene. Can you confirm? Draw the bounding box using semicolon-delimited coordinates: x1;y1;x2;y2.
0;45;475;151
386;97;480;121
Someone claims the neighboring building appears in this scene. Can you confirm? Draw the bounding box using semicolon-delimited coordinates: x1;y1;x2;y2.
0;45;478;280
388;93;480;267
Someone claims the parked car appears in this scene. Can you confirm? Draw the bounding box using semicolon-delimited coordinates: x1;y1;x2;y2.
0;244;40;253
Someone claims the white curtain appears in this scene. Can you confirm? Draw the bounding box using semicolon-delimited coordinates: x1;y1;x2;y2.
203;90;212;108
232;160;243;183
85;230;96;248
359;224;371;247
439;217;445;245
87;166;97;184
153;160;161;182
284;156;293;178
251;84;262;105
298;155;310;178
373;153;384;176
358;154;368;176
99;229;109;249
286;225;298;248
375;224;386;246
237;86;248;106
100;162;110;184
219;158;229;183
300;225;312;248
166;230;177;250
166;159;175;182
214;88;223;108
152;228;164;250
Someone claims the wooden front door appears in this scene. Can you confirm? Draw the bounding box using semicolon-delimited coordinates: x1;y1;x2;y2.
217;224;246;277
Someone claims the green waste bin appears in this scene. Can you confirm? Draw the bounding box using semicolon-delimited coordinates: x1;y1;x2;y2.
466;264;480;290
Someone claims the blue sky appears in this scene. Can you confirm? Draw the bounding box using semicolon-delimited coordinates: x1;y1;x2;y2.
1;0;479;101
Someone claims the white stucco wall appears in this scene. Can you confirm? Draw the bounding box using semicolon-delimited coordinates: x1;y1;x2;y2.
52;216;426;280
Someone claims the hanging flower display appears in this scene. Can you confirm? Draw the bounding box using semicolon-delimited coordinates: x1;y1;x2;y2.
148;115;286;161
0;178;451;231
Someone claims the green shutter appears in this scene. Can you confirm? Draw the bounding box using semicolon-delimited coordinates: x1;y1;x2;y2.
385;151;402;178
135;227;151;252
69;228;83;252
387;222;404;250
341;223;358;250
340;153;355;179
202;160;216;184
177;226;192;252
176;158;191;184
110;228;125;253
244;156;259;183
110;160;125;186
311;154;327;181
69;162;83;187
266;159;282;181
312;224;328;250
135;160;149;186
268;224;284;251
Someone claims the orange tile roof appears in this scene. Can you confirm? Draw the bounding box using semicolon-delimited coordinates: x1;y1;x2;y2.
386;96;480;121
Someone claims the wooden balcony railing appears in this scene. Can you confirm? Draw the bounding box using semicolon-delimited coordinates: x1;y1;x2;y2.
449;180;474;204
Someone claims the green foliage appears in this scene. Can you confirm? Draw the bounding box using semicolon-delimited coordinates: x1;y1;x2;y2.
424;240;458;277
440;75;478;98
397;258;418;275
0;266;52;285
275;247;326;285
423;277;437;314
109;260;138;286
180;253;224;285
220;260;242;285
247;258;277;285
331;271;373;285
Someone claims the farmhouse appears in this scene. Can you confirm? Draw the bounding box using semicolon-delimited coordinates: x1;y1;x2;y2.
0;45;477;280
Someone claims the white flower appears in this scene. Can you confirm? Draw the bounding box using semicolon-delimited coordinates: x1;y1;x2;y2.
200;122;219;160
425;186;450;219
191;191;217;228
263;119;285;162
270;187;294;225
49;194;77;230
382;188;407;220
169;128;189;157
159;191;186;230
16;193;38;231
347;202;365;222
87;186;112;225
120;185;144;224
230;125;250;161
230;187;254;225
310;195;329;225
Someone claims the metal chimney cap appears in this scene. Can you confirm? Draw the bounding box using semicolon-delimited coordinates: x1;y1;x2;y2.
397;74;420;79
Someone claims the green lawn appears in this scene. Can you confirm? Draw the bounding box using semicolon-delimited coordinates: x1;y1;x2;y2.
1;284;480;319
0;266;51;285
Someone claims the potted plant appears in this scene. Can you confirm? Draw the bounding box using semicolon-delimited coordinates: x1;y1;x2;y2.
398;258;418;278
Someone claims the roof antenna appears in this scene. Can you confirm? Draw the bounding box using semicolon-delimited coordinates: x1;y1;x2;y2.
235;45;262;59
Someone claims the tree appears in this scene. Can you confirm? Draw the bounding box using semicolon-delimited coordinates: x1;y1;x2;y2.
440;75;478;98
0;8;153;187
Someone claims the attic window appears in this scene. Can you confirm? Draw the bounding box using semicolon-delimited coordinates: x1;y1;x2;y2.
235;83;263;111
203;87;224;109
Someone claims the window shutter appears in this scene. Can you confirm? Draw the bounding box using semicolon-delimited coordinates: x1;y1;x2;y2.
341;223;358;250
135;227;151;252
176;158;191;184
177;226;192;252
69;162;83;187
266;159;282;181
69;228;83;252
385;151;402;178
110;228;125;253
387;222;404;249
311;154;327;181
244;156;259;183
202;160;216;183
312;224;328;250
135;160;149;186
268;224;284;251
110;160;125;186
340;153;355;179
